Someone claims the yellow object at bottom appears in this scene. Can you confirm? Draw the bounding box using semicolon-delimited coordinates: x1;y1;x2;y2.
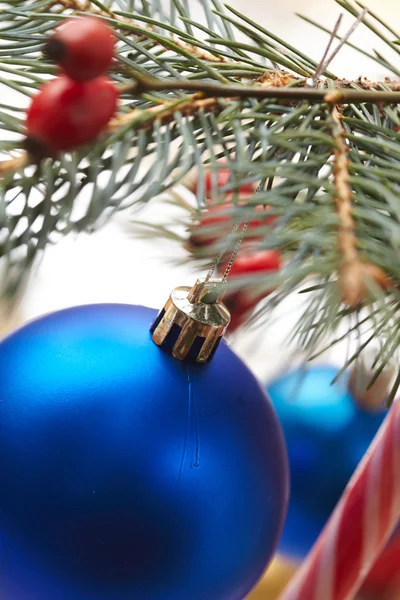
0;306;21;338
248;556;297;600
247;556;400;600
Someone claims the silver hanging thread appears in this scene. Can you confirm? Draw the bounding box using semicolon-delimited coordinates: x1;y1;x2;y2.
205;179;263;284
150;181;263;362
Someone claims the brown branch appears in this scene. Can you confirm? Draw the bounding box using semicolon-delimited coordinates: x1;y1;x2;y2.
2;68;400;178
255;71;298;88
336;76;400;92
255;71;400;92
331;107;391;306
108;94;220;130
172;37;230;64
332;107;358;266
0;153;29;174
133;75;400;103
0;94;221;177
3;60;400;179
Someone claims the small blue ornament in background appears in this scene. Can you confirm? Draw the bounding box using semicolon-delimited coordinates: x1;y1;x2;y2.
0;304;288;600
266;365;386;561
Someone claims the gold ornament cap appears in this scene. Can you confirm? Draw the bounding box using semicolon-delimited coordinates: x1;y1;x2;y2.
150;278;230;363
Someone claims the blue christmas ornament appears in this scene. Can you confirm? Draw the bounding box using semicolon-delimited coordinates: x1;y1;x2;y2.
0;299;288;600
267;365;386;561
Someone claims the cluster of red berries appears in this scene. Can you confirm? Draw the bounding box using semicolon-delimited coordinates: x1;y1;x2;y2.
187;168;282;332
25;17;118;157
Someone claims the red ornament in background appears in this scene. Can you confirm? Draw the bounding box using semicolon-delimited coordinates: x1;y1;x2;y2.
186;166;281;331
226;250;282;277
196;168;256;203
25;76;118;155
219;248;282;332
187;165;278;248
189;204;276;248
44;17;116;82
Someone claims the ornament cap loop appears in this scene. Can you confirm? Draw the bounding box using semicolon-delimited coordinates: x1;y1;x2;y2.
151;278;230;363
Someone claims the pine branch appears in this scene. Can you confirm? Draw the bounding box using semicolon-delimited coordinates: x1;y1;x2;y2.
3;73;400;179
1;0;400;398
330;106;391;307
119;73;400;102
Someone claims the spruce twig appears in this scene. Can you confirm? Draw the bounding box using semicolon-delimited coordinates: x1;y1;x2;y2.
5;71;400;179
1;0;400;398
124;73;400;102
330;107;391;306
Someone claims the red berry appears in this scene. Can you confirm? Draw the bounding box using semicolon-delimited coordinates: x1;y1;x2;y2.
189;204;276;248
44;17;115;82
25;75;117;154
193;168;255;203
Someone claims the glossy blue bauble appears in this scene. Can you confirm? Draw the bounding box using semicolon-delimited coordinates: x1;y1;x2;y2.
267;365;386;561
0;304;288;600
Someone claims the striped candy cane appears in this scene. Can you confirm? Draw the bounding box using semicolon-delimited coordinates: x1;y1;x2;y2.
278;397;400;600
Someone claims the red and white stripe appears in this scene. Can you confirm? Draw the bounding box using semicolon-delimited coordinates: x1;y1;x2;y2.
278;398;400;600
